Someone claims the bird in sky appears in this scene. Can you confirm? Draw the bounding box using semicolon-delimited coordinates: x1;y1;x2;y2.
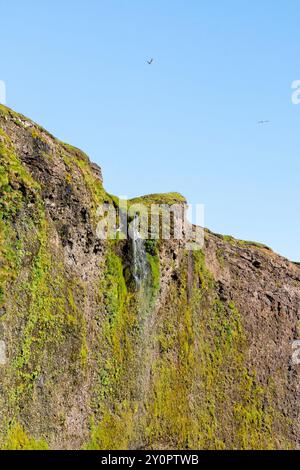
258;120;270;125
147;58;154;65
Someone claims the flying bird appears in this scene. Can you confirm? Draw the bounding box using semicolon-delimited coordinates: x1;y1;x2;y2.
147;58;154;65
258;120;270;125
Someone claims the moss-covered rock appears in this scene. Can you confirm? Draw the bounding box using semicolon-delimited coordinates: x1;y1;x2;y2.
0;104;299;449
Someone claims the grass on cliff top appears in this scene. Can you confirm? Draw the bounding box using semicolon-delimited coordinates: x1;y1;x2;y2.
211;231;272;252
0;104;56;140
59;141;91;165
0;104;28;122
129;192;186;207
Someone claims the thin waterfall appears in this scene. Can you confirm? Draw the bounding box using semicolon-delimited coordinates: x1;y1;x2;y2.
128;215;157;447
129;215;150;289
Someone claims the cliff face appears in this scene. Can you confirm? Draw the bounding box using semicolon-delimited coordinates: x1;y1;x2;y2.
0;104;300;450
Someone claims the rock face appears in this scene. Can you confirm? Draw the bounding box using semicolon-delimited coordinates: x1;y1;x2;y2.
0;104;300;450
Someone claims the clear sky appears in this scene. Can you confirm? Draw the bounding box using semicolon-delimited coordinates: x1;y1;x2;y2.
1;0;300;260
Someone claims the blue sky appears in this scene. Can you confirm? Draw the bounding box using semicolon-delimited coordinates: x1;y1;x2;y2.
1;0;300;260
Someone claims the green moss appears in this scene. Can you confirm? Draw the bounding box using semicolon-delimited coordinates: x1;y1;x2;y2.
91;247;267;450
30;128;50;151
60;142;90;164
0;129;39;214
0;186;88;411
103;250;127;325
1;422;48;450
146;253;160;294
216;248;225;268
144;239;158;256
85;406;134;450
145;250;290;450
86;242;162;449
86;248;137;449
58;144;111;225
10;217;86;400
0;129;40;308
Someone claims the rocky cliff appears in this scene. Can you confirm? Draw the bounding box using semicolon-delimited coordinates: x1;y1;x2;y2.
0;104;300;450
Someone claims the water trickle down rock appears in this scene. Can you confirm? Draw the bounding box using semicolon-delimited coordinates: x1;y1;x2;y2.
129;215;150;289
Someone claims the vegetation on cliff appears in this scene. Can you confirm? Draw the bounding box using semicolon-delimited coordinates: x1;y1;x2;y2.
0;104;298;449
